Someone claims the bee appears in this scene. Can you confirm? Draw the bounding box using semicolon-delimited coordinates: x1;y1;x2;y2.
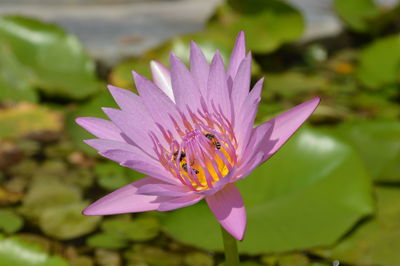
182;163;199;174
173;151;186;162
205;133;221;149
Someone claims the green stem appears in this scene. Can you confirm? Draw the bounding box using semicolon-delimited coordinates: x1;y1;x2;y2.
220;225;240;266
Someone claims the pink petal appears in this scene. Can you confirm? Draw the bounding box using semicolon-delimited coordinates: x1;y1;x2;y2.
84;138;145;156
190;41;209;95
102;107;158;155
133;72;181;138
107;85;146;115
150;60;175;102
231;52;252;114
262;97;320;160
234;78;264;154
236;97;320;180
137;182;191;197
157;194;203;212
75;117;124;141
83;178;161;216
206;184;246;240
227;31;246;80
207;51;232;119
170;53;202;111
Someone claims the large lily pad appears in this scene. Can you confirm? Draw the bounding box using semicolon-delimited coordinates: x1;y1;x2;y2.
0;235;68;266
162;128;374;253
0;43;37;102
314;187;400;266
331;120;400;183
356;34;400;88
207;0;304;53
334;0;380;32
0;16;101;100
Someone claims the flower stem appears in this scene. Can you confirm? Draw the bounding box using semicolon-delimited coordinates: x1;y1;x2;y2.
220;225;240;266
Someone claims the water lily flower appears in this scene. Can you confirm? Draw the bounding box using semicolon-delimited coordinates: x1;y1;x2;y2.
76;32;319;241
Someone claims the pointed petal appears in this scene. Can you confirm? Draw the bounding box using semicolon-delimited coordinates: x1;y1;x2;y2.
190;41;209;95
234;78;264;154
137;182;191;197
150;60;175;102
237;97;320;180
133;72;181;137
170;53;202;111
231;52;252;113
83;178;161;216
208;51;231;119
107;85;145;114
227;31;246;79
75;117;123;141
262;97;320;160
206;184;246;240
157;194;203;211
102;107;157;155
84;138;144;156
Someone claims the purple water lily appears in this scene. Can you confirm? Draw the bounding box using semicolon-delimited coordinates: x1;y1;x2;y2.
77;32;320;241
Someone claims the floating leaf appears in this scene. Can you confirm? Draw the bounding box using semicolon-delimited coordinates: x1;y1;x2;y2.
184;252;214;266
87;232;128;249
0;43;37;102
94;162;144;191
39;202;101;240
356;34;400;88
0;209;24;234
314;187;400;265
208;0;304;53
124;245;182;266
0;103;62;140
101;215;160;242
163;128;374;253
0;16;102;99
0;235;68;266
334;0;380;32
331;120;400;182
20;177;82;221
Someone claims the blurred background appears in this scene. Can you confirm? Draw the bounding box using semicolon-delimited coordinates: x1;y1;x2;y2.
0;0;399;265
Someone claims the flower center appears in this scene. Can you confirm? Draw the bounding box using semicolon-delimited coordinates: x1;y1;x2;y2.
150;104;237;191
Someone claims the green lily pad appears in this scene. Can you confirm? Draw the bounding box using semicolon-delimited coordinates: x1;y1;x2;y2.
0;43;37;102
207;0;304;53
356;34;400;88
0;103;62;140
94;162;145;191
39;202;101;240
0;15;101;100
0;235;68;266
162;128;374;253
184;252;214;266
331;120;400;182
101;215;160;242
87;232;128;249
124;244;182;266
334;0;380;32
313;187;400;266
0;209;24;234
20;176;82;221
